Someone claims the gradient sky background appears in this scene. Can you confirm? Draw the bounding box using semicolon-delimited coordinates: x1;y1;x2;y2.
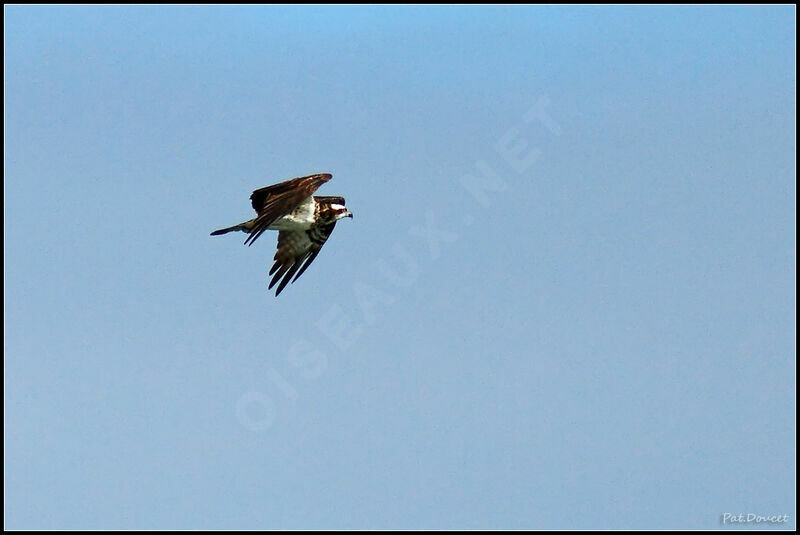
4;6;796;530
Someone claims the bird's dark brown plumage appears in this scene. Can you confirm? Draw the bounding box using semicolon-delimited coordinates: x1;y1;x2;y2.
211;172;350;296
268;222;337;296
244;173;332;246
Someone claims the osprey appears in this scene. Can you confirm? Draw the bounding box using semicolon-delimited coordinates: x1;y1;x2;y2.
211;173;352;296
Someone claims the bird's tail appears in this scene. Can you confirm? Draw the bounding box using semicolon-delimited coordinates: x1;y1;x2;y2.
210;223;248;236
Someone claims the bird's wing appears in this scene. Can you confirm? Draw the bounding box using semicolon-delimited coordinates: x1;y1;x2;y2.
268;223;337;296
245;173;332;246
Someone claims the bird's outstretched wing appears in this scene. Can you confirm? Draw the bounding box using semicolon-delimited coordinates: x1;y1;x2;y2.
268;223;337;296
245;173;332;246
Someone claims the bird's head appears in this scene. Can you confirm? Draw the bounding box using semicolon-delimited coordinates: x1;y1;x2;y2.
328;203;353;222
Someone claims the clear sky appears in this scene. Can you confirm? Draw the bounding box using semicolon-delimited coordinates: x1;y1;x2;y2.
4;5;795;530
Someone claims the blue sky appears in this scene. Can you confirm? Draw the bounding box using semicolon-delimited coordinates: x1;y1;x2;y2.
4;5;795;530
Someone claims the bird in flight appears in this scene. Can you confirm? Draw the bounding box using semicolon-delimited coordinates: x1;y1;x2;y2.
211;173;353;296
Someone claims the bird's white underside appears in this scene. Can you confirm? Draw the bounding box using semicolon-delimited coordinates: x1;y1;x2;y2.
266;198;350;232
267;196;317;231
